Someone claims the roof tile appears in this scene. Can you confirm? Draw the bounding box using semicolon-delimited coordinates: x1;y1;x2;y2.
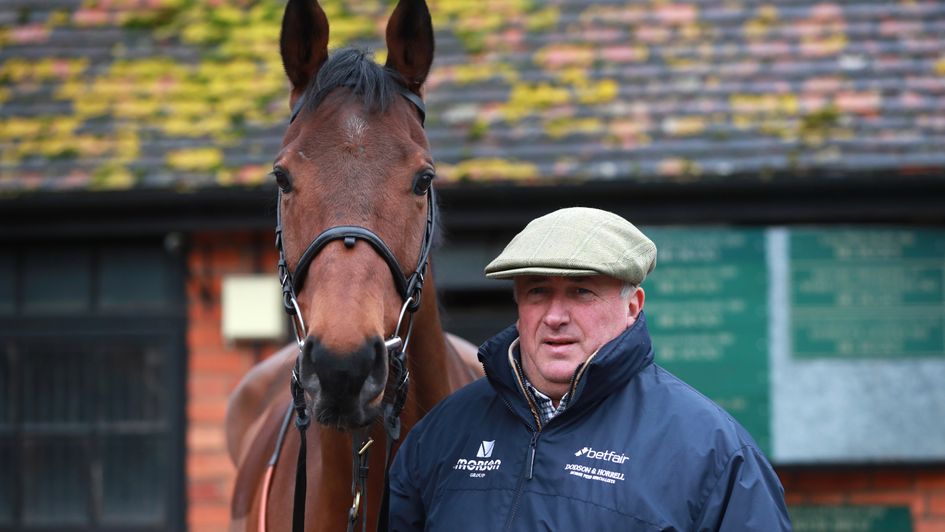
1;0;944;194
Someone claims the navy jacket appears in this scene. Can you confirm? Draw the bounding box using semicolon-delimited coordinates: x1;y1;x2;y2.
390;314;791;531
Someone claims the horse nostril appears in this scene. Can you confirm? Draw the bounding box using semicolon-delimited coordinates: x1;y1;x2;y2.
302;336;317;366
373;337;386;363
304;336;387;400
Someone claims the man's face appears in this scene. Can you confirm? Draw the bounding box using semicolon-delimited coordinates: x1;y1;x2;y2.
514;274;643;400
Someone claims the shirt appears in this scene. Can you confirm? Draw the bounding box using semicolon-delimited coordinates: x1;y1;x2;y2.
513;341;571;425
523;379;569;425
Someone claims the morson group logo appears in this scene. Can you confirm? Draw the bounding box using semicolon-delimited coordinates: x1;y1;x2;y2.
454;440;502;477
477;440;495;458
574;446;630;464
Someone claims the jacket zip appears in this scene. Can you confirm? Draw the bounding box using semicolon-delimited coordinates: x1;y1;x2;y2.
503;429;540;531
486;342;592;531
501;359;544;531
526;430;539;480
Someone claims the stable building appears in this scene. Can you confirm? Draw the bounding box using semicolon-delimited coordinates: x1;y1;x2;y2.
2;1;945;531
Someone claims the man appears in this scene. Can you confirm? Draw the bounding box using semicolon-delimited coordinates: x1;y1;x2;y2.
389;207;791;531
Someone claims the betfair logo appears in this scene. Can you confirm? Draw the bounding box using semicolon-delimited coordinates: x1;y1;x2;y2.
574;446;629;464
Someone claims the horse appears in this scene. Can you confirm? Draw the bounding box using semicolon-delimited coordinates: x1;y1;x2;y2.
225;0;482;530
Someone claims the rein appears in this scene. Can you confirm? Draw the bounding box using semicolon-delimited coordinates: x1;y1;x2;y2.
269;84;432;532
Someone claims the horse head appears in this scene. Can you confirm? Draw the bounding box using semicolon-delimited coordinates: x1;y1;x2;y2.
274;0;436;431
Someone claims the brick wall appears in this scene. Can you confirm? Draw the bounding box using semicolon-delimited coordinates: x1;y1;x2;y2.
186;231;283;532
780;466;945;531
183;230;945;532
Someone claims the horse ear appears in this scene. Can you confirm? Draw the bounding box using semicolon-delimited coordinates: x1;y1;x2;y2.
280;0;330;107
385;0;434;94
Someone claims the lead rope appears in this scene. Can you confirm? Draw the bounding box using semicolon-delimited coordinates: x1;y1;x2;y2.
352;312;411;532
376;396;404;532
258;403;295;532
291;369;311;532
348;432;373;532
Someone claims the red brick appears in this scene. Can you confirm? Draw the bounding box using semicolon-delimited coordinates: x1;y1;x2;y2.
189;374;240;398
915;518;945;532
188;323;224;351
190;352;250;376
785;493;805;505
188;503;230;530
206;246;254;274
189;479;227;503
189;451;236;479
802;492;847;505
848;491;924;516
929;492;945;516
788;469;871;491
189;426;226;453
188;249;208;272
188;398;229;423
188;300;222;322
189;341;242;358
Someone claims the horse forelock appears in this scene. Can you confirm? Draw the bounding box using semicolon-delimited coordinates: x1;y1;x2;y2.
283;45;437;252
302;47;404;120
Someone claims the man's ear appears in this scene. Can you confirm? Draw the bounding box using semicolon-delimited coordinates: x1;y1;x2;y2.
627;287;645;326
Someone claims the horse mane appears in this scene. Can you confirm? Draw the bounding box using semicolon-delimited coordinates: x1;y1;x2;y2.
302;47;404;117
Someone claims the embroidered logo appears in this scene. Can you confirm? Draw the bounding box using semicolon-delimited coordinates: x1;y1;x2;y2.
453;440;502;478
565;445;629;485
573;446;629;464
477;440;495;458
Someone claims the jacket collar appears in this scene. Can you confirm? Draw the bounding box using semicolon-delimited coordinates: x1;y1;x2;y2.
478;312;655;425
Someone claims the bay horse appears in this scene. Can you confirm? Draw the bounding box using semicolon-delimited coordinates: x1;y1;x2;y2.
225;0;482;530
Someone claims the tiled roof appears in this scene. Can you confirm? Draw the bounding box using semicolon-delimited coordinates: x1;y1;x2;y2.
1;0;944;195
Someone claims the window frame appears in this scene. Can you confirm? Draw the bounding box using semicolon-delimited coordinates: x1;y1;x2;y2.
0;238;186;532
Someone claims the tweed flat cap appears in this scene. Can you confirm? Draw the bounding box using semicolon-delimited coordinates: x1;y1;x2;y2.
484;207;657;285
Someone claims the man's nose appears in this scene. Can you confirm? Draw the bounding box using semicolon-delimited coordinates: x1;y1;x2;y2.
542;295;570;327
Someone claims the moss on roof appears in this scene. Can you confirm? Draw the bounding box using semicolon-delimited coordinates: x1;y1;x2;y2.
1;0;944;194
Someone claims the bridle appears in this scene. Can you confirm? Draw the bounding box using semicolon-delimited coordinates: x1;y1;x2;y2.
272;84;433;532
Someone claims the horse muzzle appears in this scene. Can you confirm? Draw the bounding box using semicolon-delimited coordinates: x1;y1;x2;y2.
299;335;388;429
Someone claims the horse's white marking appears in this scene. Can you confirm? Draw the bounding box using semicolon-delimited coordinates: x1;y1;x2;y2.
344;114;368;149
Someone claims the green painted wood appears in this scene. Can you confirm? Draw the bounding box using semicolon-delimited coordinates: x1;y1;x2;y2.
645;228;770;453
791;229;945;359
790;505;913;532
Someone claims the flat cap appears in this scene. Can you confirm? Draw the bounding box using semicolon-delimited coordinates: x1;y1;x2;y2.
485;207;657;285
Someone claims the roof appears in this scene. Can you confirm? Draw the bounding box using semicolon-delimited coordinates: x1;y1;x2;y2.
2;0;944;195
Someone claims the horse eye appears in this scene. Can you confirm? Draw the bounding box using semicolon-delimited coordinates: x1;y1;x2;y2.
412;171;435;196
272;168;293;193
